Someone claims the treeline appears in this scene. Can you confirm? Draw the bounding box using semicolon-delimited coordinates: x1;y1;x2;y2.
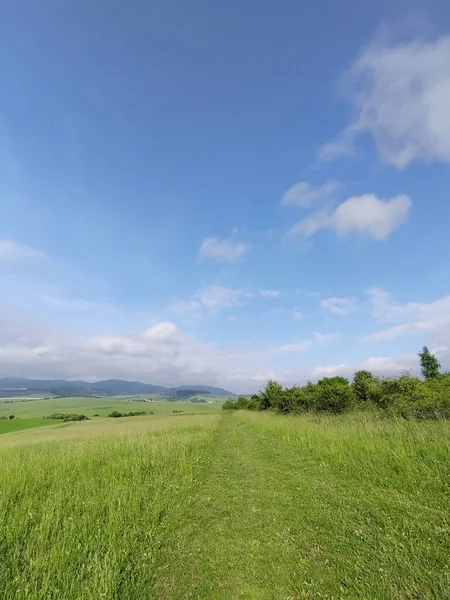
108;410;149;418
223;347;450;419
45;413;90;422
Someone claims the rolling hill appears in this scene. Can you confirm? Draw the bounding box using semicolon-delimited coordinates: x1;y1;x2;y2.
0;377;233;398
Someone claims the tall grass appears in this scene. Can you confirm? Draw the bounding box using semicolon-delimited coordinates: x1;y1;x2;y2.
1;410;449;598
0;415;219;600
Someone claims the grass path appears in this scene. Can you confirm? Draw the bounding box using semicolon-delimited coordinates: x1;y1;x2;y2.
155;412;450;599
1;411;449;599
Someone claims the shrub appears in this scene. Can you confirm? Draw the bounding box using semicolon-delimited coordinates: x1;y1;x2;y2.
259;380;284;411
8;415;15;420
314;377;352;413
273;386;307;414
172;410;184;414
108;411;122;418
108;411;147;418
235;396;251;410
219;348;450;420
222;400;237;410
248;394;263;411
45;413;90;422
374;372;422;409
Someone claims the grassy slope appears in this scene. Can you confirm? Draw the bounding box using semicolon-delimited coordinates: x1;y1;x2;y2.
0;396;220;419
0;414;220;599
0;419;54;434
1;411;449;599
154;411;450;599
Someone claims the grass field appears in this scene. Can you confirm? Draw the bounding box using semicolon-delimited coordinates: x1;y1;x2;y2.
0;410;449;599
0;396;221;419
0;418;54;434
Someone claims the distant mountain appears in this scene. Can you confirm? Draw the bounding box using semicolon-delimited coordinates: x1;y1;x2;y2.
0;377;233;397
170;384;235;395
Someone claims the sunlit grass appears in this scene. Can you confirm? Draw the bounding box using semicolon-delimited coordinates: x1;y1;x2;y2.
0;410;449;599
0;419;54;435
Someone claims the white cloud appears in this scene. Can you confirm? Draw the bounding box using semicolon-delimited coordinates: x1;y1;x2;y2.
365;289;450;341
281;180;339;207
319;34;450;168
172;285;248;315
171;285;280;316
141;322;181;344
288;208;331;237
199;237;247;261
308;353;418;380
0;303;347;392
86;335;148;356
365;321;436;342
0;239;46;265
254;340;313;358
1;304;448;392
321;296;357;316
288;194;411;240
332;194;411;239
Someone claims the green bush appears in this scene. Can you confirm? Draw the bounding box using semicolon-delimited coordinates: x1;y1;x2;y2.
108;411;147;418
45;413;90;422
352;370;376;402
314;377;352;413
222;400;237;410
221;349;450;420
259;380;284;411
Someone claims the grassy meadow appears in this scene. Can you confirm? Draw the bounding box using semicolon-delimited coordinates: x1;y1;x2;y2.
0;409;449;598
0;395;221;420
0;418;54;434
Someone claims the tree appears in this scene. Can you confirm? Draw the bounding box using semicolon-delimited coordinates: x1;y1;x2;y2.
8;415;15;420
352;370;375;402
259;380;284;411
419;346;441;380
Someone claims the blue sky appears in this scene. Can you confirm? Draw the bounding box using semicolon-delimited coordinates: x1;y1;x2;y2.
1;0;450;391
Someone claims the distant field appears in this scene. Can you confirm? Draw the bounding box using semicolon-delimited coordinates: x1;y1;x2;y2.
0;410;449;599
0;396;222;419
0;419;54;435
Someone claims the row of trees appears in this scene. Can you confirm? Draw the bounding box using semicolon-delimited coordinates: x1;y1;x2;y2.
223;347;450;419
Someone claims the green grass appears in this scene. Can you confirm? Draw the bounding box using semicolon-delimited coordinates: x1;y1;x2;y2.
0;410;449;599
0;419;54;435
0;396;221;419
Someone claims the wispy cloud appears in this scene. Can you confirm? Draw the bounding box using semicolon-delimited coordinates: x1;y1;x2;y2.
319;33;450;168
171;284;280;316
365;289;450;342
199;237;247;261
312;331;339;343
288;194;411;240
0;239;47;266
281;180;339;208
321;296;357;316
